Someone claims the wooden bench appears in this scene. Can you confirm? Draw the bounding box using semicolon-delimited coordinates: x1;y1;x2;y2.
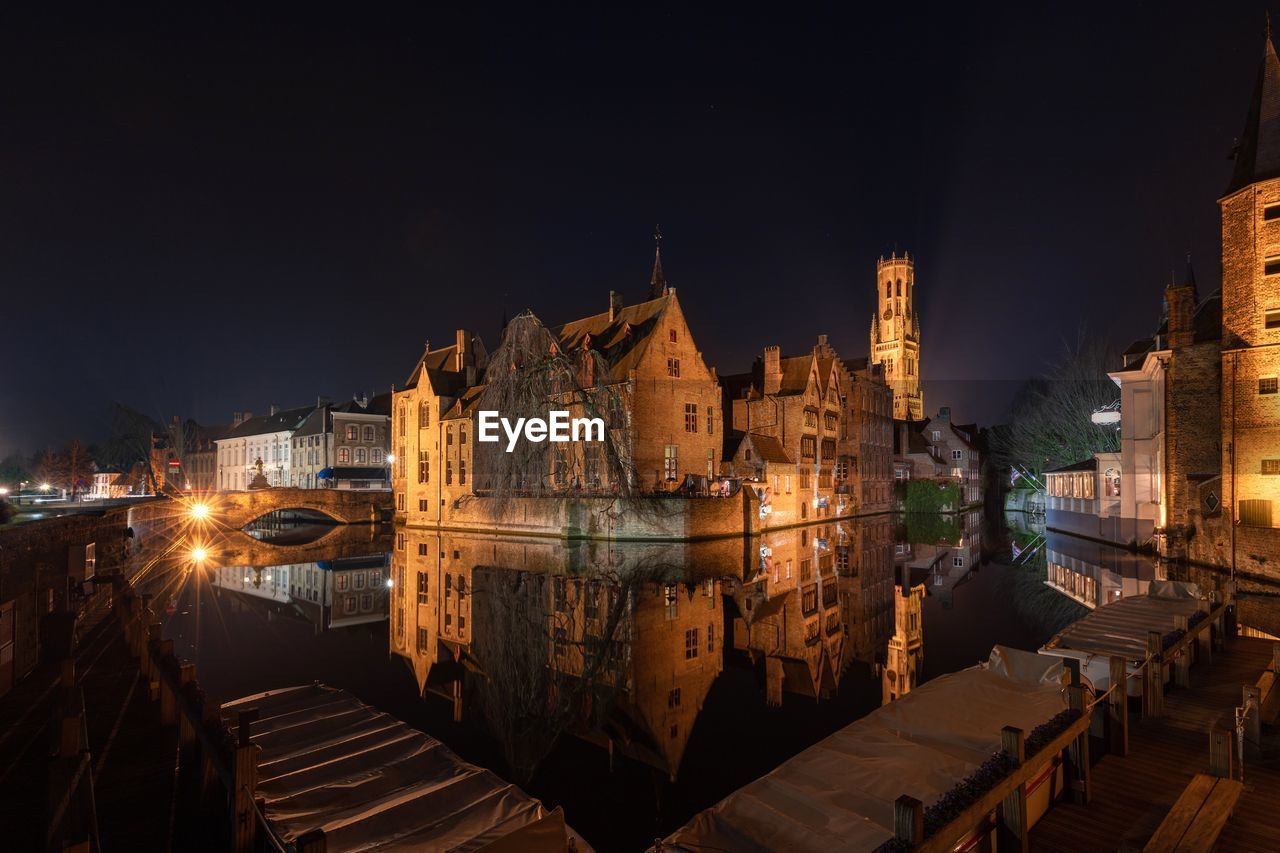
1143;773;1244;853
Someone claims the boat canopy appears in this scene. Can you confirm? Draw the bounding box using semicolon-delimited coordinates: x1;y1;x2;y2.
222;684;589;851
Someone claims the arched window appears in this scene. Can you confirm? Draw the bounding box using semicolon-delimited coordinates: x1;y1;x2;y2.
355;447;367;464
419;401;429;429
896;279;903;297
362;425;375;442
885;282;892;298
346;425;358;441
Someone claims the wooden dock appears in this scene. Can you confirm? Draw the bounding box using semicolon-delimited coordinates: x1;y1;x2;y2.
1032;636;1280;852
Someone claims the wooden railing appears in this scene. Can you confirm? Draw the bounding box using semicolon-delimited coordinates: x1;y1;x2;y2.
889;585;1237;852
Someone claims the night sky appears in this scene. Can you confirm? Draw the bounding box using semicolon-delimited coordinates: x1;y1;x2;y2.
1;5;1271;456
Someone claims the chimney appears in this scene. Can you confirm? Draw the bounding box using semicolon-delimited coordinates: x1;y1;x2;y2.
763;345;782;395
609;290;623;321
1166;283;1195;349
817;334;828;348
269;404;280;416
455;328;474;372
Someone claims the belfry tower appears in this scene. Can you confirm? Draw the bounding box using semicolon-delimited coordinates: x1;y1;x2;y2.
869;252;923;420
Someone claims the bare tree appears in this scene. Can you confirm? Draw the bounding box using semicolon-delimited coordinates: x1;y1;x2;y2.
61;439;95;500
36;448;62;490
991;332;1121;477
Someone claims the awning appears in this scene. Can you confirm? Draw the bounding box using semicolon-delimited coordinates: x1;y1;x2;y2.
330;467;386;479
316;468;334;479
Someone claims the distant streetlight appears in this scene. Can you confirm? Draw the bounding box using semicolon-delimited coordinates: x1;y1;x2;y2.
0;487;8;495
386;453;396;464
189;502;211;520
191;546;209;563
385;577;394;588
40;482;51;491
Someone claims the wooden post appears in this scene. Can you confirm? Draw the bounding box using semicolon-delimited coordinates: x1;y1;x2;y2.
997;726;1029;853
178;663;197;745
1142;631;1163;718
1196;599;1212;665
1224;581;1237;639
232;709;261;853
894;795;923;849
1173;615;1191;689
1243;685;1262;748
1272;643;1279;676
1066;684;1091;804
1211;591;1225;652
1108;656;1128;757
1209;725;1232;779
1065;657;1081;687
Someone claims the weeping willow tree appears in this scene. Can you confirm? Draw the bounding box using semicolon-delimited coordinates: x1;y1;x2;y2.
468;566;645;783
474;311;637;508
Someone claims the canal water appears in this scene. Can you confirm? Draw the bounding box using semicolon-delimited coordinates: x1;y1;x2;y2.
141;510;1268;852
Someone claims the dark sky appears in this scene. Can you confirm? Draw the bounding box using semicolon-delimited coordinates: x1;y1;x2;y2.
0;4;1270;457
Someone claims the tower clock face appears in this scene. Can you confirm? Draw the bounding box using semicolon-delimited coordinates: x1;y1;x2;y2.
883;307;893;320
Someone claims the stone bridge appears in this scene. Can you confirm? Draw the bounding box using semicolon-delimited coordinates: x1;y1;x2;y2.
208;524;393;568
204;488;392;528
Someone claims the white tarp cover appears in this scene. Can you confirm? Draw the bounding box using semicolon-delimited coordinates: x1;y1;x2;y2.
659;646;1067;853
222;684;587;852
1043;582;1204;661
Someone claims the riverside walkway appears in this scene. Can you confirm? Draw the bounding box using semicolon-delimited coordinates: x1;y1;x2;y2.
1032;635;1280;852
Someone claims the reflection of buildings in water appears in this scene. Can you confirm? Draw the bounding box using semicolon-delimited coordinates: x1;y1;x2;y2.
1042;532;1162;609
893;510;983;609
731;524;844;706
883;577;924;704
389;531;727;781
839;515;895;673
208;555;389;632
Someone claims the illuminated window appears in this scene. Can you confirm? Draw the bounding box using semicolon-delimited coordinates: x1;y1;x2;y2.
1260;377;1279;395
1263;459;1280;475
346;425;358;440
669;329;677;343
418;451;429;483
664;445;678;480
667;358;681;377
338;447;350;463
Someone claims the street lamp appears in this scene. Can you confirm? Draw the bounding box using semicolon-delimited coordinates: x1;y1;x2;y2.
40;482;51;491
189;502;211;520
191;546;209;563
386;453;396;464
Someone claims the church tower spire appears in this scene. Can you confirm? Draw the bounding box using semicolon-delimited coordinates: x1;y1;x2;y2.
1226;15;1280;195
649;224;667;300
